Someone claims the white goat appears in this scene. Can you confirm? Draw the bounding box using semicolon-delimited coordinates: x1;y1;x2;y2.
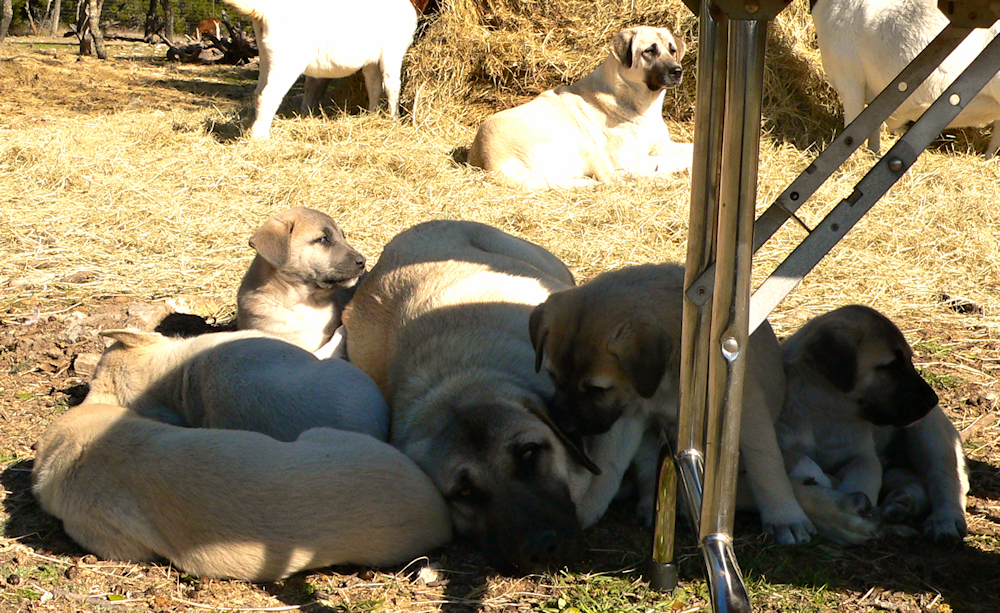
812;0;1000;157
223;0;418;139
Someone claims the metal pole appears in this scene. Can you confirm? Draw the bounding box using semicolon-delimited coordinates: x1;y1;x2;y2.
699;19;768;613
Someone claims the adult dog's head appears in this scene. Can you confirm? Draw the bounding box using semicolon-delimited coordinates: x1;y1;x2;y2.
393;377;599;574
529;264;684;436
249;207;366;291
610;26;686;92
783;305;939;427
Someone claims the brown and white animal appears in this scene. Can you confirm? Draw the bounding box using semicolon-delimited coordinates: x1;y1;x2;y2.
343;220;602;573
194;17;222;40
468;26;694;189
32;403;452;582
222;0;418;139
237;207;366;358
84;328;389;443
529;263;818;544
812;0;1000;157
779;305;969;544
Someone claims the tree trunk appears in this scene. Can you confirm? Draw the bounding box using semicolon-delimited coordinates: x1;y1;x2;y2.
76;0;92;54
86;0;105;59
0;0;12;44
143;0;157;39
159;0;172;42
49;0;60;36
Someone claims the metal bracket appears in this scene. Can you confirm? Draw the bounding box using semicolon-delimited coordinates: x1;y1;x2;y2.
938;0;1000;27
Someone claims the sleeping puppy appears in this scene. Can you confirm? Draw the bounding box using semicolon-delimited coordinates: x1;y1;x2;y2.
32;403;451;581
529;263;818;544
237;207;366;359
84;329;388;443
779;304;969;543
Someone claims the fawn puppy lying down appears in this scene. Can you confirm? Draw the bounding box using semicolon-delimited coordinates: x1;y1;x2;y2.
32;403;452;581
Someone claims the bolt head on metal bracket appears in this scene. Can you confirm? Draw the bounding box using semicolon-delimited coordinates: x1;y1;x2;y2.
712;0;794;20
938;0;1000;27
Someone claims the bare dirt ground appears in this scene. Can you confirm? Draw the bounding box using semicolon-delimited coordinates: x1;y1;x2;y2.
1;29;999;613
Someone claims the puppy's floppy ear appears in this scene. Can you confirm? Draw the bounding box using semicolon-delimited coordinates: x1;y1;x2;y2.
249;216;292;268
529;302;550;373
803;328;858;392
611;28;637;69
608;319;672;398
523;397;601;476
100;329;163;348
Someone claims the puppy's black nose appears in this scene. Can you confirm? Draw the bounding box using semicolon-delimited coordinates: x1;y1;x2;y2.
354;253;366;268
519;529;562;569
669;66;683;79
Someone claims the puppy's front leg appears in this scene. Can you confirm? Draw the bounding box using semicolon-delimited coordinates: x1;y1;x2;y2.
904;406;969;542
834;452;882;508
574;417;647;529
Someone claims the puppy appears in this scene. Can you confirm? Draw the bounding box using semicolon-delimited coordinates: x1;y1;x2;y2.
222;0;417;139
343;220;601;572
468;26;693;189
84;329;388;443
812;0;1000;157
32;403;452;581
780;304;969;543
237;207;366;359
530;263;819;544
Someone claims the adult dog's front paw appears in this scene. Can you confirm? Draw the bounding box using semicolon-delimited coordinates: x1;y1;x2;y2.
764;518;817;545
793;481;882;545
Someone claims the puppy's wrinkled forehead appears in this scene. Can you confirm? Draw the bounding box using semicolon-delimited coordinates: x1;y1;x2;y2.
633;28;679;58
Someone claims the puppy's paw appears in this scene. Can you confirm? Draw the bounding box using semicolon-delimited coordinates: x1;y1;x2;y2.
793;481;882;545
923;511;967;543
764;519;816;545
879;482;930;524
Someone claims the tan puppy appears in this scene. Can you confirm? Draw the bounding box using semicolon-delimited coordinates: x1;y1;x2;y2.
530;263;818;544
468;26;693;189
343;220;601;573
780;305;969;543
85;329;388;443
32;403;452;581
237;207;366;359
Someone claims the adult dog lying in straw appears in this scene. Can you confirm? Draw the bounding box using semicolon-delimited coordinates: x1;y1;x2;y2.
529;263;819;543
343;220;603;572
779;305;969;544
468;26;694;188
223;0;417;139
237;207;366;360
32;403;451;581
85;329;388;443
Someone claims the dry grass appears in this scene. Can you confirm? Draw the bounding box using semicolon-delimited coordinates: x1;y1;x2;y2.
1;0;1000;611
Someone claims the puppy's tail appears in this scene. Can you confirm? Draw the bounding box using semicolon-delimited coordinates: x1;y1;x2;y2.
221;0;269;21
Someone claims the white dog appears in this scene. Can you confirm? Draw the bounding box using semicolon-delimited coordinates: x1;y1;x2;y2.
223;0;418;139
84;329;389;442
812;0;1000;157
33;403;452;581
468;26;694;189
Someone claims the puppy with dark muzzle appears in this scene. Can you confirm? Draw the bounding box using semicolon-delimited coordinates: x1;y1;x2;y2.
237;207;367;359
468;26;694;189
779;305;969;544
343;220;600;573
531;263;818;544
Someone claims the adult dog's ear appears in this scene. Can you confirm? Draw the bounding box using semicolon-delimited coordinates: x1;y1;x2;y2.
672;33;686;61
249;216;292;269
804;328;858;393
611;28;637;69
529;301;550;373
608;318;672;398
524;398;601;475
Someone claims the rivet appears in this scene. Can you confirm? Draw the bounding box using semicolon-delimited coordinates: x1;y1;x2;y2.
745;1;759;12
888;158;904;172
